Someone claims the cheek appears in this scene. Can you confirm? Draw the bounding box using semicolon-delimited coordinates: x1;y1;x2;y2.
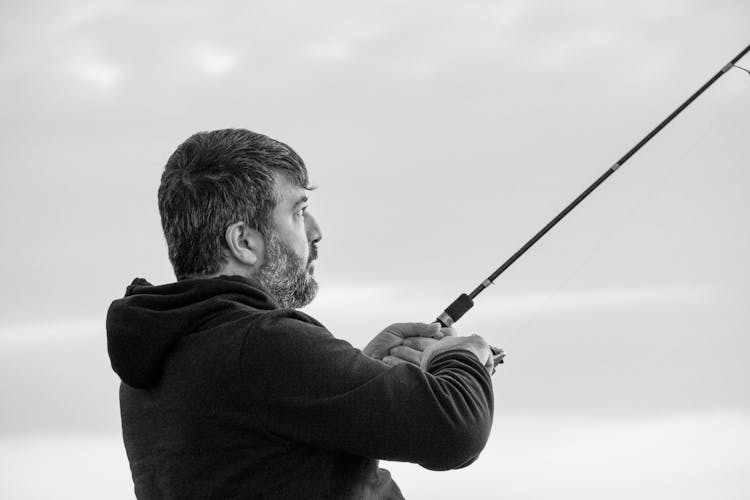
291;223;310;259
277;218;308;255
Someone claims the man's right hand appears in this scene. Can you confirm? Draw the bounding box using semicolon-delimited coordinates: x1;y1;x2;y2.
363;322;445;362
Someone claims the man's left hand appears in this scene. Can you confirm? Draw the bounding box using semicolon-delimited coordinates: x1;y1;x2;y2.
383;336;440;367
363;322;445;362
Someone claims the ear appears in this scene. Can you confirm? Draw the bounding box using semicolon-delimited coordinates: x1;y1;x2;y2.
224;222;264;267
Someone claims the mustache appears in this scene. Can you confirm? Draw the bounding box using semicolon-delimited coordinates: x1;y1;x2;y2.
309;244;319;262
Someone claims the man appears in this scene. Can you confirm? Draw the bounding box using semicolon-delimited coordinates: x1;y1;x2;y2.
107;128;497;499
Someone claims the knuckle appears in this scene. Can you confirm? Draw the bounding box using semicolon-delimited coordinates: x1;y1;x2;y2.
413;339;430;350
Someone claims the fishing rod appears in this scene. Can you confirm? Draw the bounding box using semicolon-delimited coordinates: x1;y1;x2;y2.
435;42;750;366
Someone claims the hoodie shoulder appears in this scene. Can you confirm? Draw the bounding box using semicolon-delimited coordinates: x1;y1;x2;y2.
106;276;279;389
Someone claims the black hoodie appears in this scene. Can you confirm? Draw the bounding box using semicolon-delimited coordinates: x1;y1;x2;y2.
107;275;493;499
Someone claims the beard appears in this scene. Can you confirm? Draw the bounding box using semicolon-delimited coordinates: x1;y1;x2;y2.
255;230;318;309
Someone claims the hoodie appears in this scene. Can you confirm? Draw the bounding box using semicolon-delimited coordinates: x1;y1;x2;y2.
107;275;494;499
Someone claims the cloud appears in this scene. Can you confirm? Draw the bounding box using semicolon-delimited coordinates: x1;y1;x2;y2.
0;433;133;500
386;411;750;499
0;319;103;343
50;1;129;34
471;285;713;319
305;283;715;321
2;412;747;499
67;55;122;88
191;43;240;75
530;28;620;71
0;284;714;344
303;41;353;62
489;0;536;28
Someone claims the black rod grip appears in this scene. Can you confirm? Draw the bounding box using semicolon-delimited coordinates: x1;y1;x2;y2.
444;293;473;324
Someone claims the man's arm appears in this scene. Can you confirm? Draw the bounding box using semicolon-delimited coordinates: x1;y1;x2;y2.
238;311;494;470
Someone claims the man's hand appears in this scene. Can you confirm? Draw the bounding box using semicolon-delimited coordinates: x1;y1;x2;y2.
363;322;446;363
383;326;458;367
420;334;497;376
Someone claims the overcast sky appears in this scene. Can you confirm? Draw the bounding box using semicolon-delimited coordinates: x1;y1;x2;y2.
1;1;749;498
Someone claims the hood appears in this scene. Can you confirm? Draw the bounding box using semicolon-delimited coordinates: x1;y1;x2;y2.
106;275;278;389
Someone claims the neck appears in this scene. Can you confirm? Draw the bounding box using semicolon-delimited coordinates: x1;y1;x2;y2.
194;260;257;281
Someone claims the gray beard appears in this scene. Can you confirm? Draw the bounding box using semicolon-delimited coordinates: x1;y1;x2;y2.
256;231;318;309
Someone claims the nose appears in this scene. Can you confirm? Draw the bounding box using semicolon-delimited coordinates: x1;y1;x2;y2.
305;212;322;245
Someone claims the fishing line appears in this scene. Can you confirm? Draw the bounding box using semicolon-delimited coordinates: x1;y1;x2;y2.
501;102;728;346
433;43;750;366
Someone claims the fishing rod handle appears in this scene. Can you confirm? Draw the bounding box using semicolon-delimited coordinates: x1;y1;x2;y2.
436;293;474;326
436;293;505;365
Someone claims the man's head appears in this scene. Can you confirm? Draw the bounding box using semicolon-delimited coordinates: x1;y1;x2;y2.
158;128;321;308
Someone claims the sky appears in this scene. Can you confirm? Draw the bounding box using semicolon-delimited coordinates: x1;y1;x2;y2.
1;0;749;498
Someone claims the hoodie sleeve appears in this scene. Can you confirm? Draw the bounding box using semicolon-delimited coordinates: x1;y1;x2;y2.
238;312;494;470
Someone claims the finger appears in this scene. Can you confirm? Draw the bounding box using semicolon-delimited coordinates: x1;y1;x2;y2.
440;326;457;337
491;346;506;367
410;322;442;338
382;355;418;367
428;322;445;338
388;345;423;366
402;337;439;351
387;322;443;339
